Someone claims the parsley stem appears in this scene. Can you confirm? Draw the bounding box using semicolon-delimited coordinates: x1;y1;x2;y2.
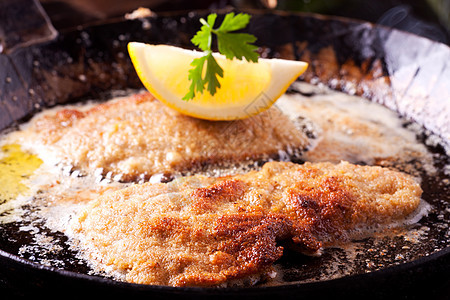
199;18;208;27
199;18;219;36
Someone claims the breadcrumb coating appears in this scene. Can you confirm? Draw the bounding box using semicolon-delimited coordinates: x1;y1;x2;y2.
25;93;308;181
70;161;422;286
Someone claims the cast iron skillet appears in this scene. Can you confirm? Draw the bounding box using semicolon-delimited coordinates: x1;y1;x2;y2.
0;5;449;300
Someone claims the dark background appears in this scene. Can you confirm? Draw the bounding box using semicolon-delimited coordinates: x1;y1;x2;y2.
1;0;449;55
39;0;450;45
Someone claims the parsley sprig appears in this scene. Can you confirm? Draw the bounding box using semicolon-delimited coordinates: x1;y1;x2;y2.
183;12;259;101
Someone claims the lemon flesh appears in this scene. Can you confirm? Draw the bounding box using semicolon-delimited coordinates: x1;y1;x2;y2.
128;42;308;120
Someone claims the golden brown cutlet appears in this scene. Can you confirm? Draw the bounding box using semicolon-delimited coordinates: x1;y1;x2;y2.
25;93;308;182
69;161;422;286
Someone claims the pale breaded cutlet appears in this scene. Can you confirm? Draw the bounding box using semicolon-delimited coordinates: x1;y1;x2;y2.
24;93;308;182
69;161;422;287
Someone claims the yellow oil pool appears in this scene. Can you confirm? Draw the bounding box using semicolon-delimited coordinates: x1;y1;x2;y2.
0;144;42;204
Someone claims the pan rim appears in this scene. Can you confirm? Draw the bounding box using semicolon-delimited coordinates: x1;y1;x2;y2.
1;244;449;293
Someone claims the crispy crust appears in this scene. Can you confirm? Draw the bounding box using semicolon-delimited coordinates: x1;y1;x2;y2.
26;93;308;181
70;161;422;286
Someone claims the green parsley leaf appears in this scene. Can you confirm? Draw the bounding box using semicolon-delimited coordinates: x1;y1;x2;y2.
204;52;224;95
191;14;217;51
183;12;259;100
216;32;259;62
217;12;251;33
182;56;207;101
182;52;224;101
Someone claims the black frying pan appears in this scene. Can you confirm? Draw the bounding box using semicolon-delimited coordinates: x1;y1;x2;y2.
0;2;449;299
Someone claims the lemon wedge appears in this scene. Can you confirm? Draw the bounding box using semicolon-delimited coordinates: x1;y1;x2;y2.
128;42;308;120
